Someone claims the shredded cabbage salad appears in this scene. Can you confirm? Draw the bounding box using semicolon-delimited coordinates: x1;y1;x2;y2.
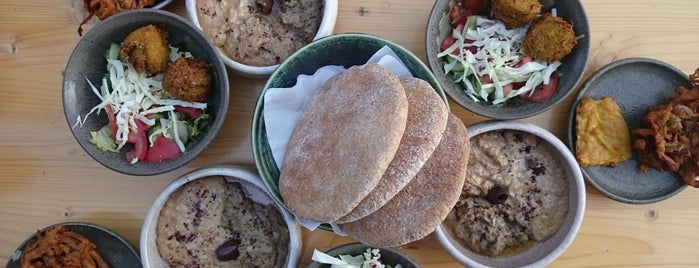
437;12;562;106
73;43;211;164
311;248;403;268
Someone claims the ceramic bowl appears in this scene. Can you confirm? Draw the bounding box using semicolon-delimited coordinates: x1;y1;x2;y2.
251;33;448;226
152;0;175;9
140;164;303;267
435;120;585;268
306;242;420;268
185;0;338;77
5;222;141;267
425;0;590;119
63;9;229;176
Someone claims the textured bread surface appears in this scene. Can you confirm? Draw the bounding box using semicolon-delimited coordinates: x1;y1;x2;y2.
279;63;409;223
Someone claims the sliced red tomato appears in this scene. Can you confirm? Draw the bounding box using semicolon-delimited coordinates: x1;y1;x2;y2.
105;104;118;140
125;120;148;163
145;136;181;162
464;0;486;10
175;105;203;119
520;74;559;104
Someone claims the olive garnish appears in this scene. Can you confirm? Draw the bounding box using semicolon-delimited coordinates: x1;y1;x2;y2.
216;237;242;261
485;185;509;204
256;0;273;15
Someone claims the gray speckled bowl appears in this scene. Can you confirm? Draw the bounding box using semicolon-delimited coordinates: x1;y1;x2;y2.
140;164;302;268
425;0;590;119
566;57;689;204
6;222;141;268
436;120;585;268
251;33;448;229
63;9;229;176
306;242;420;268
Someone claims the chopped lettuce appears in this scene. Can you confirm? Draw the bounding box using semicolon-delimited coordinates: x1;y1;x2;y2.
311;248;402;268
89;125;119;153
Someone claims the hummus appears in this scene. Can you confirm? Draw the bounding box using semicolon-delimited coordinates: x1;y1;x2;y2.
156;176;289;267
445;130;568;256
196;0;323;66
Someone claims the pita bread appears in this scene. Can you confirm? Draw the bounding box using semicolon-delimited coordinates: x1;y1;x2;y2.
338;114;470;247
335;77;449;223
279;63;408;223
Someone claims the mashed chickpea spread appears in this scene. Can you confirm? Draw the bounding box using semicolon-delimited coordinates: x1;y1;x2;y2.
156;176;289;267
445;130;568;256
196;0;323;66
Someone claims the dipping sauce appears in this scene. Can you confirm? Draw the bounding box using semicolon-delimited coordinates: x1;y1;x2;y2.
444;130;568;256
196;0;323;66
156;176;290;267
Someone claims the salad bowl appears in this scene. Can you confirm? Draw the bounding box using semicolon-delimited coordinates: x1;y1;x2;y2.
63;9;229;176
425;0;590;119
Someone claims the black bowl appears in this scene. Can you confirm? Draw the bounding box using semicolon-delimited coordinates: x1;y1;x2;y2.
306;242;420;268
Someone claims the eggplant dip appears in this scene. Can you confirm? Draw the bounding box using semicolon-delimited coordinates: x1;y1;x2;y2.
156;176;290;267
445;130;568;256
196;0;323;66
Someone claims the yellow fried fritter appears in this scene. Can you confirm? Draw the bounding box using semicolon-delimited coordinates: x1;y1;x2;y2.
575;96;633;168
163;57;212;102
523;13;577;62
492;0;541;29
120;24;170;76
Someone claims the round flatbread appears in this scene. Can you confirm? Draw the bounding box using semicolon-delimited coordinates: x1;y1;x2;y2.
338;114;470;247
335;77;449;223
279;63;409;223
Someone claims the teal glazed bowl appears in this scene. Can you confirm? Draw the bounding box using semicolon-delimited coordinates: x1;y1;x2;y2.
425;0;590;119
251;33;448;222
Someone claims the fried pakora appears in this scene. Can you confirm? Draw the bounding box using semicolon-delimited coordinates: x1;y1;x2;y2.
162;57;212;102
575;96;633;168
491;0;541;29
21;225;110;268
79;0;156;36
631;80;699;188
523;13;577;62
120;25;170;76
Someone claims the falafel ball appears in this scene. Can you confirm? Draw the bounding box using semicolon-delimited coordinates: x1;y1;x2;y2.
523;13;577;62
492;0;541;29
120;24;170;76
162;57;212;103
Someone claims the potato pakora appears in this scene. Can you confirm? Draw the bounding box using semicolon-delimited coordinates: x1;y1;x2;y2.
523;13;577;62
632;81;699;188
21;225;110;268
119;25;170;76
162;57;212;102
575;96;633;168
79;0;156;36
491;0;541;29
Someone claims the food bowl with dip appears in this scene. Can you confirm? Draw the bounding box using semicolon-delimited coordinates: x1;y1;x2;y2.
425;0;590;119
63;9;229;176
140;164;302;267
185;0;338;77
251;33;449;231
436;120;585;268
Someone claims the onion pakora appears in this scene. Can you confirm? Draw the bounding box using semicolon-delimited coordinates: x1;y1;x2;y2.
79;0;156;36
21;225;110;268
575;96;633;168
523;13;577;62
119;25;170;76
631;69;699;187
491;0;541;29
162;57;212;102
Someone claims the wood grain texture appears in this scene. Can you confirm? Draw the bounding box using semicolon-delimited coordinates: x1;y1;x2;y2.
1;0;699;267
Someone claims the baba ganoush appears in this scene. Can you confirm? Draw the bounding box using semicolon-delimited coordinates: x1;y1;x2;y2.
445;130;568;256
156;176;289;267
196;0;323;66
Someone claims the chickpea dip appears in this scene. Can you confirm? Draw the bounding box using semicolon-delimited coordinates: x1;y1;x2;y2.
444;130;569;256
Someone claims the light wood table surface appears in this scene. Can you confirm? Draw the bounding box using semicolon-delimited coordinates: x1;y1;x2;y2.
2;0;699;267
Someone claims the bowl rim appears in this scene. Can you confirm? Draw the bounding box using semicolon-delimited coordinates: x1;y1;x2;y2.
184;0;339;77
424;0;591;119
435;120;586;268
139;164;303;268
62;9;230;176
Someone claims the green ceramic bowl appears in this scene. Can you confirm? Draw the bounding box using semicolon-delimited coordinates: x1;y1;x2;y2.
251;33;448;227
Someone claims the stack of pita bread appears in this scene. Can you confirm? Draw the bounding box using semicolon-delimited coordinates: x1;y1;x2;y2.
279;63;471;247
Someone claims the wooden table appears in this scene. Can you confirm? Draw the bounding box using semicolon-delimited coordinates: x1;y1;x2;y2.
2;0;699;267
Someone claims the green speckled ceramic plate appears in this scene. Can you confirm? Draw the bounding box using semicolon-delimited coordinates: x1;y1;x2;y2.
6;222;141;268
251;33;448;229
567;57;690;204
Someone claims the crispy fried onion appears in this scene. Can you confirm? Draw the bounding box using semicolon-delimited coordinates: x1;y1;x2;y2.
21;225;110;268
631;69;699;187
78;0;156;36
